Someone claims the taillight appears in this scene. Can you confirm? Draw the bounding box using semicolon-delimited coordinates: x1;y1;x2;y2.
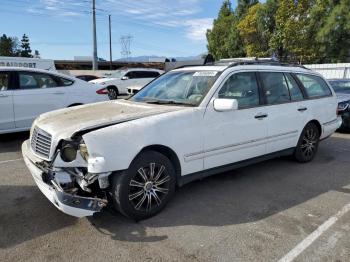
96;88;108;95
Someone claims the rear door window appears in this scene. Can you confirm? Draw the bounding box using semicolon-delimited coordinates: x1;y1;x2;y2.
285;73;304;101
18;72;59;89
260;72;291;105
295;74;332;98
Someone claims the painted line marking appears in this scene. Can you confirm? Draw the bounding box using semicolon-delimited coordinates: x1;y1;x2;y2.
0;158;23;165
278;202;350;262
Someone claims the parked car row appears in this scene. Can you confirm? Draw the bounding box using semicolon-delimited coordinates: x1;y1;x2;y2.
21;59;341;220
0;67;109;134
89;68;163;99
0;67;163;134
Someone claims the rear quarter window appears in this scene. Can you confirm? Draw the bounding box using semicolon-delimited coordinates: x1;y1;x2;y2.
296;74;332;98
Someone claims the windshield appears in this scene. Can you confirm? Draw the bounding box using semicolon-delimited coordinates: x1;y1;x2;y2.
130;70;220;106
108;70;126;79
329;80;350;93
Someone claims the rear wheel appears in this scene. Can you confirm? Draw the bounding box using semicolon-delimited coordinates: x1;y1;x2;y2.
294;122;320;163
107;87;118;100
110;151;176;220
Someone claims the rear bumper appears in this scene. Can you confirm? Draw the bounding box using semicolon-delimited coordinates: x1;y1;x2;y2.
22;140;106;218
322;117;342;139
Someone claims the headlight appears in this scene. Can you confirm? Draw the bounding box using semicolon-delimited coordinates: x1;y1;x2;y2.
338;101;350;111
60;143;78;162
79;143;89;161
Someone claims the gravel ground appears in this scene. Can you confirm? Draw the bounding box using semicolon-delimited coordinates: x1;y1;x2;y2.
0;132;350;262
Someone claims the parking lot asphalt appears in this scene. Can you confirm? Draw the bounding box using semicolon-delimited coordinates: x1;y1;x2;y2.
0;132;350;262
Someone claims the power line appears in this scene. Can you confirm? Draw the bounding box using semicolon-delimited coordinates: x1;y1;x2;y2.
120;35;133;61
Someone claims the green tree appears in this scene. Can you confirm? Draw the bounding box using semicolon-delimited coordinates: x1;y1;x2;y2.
20;34;32;57
237;3;268;57
270;0;317;63
0;34;19;56
236;0;259;19
314;0;350;63
206;0;236;59
207;0;250;59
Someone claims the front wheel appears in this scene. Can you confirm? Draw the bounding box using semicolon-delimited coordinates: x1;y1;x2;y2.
294;122;320;163
110;151;176;220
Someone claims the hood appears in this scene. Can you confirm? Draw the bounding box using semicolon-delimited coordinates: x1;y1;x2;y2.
35;100;183;139
336;93;350;103
90;78;120;84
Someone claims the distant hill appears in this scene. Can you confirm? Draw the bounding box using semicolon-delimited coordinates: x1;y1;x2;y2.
116;55;203;63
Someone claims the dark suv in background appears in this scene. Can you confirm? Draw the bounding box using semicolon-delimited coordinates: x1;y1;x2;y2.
328;79;350;131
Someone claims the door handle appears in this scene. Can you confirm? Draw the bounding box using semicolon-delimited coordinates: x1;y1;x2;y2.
53;92;65;95
0;94;9;98
255;113;268;119
298;107;307;112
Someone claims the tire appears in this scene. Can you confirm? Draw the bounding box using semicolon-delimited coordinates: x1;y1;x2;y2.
294;122;320;163
110;151;176;220
107;87;118;100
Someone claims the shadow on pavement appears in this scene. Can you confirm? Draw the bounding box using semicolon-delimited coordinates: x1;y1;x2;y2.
90;136;350;242
0;185;78;249
1;136;349;247
0;132;29;153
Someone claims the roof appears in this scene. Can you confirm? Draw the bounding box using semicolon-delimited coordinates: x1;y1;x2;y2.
0;66;76;80
172;64;312;74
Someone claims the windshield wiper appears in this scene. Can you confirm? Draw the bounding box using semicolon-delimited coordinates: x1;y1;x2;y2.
142;98;195;106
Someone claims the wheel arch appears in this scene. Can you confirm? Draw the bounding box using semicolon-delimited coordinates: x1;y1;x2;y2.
307;119;322;137
106;85;119;92
68;103;83;107
139;144;182;186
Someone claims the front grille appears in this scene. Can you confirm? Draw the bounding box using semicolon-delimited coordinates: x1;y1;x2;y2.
31;127;52;159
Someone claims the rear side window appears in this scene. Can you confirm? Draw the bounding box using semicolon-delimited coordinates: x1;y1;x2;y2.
296;74;332;98
285;74;304;101
19;72;59;89
59;77;74;86
260;72;290;105
0;72;10;91
218;72;260;108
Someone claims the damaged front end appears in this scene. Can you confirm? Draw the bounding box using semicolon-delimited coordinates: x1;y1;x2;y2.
22;138;111;218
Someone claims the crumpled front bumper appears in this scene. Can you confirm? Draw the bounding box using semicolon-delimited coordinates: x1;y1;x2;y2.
22;140;107;218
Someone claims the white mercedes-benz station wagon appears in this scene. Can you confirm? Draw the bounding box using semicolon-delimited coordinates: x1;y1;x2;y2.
22;59;341;220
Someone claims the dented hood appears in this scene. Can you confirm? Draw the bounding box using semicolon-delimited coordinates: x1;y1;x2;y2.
35;100;182;138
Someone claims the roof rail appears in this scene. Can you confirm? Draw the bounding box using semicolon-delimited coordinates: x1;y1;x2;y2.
173;55;309;70
216;57;309;70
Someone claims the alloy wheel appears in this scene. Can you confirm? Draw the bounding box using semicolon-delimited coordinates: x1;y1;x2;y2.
128;163;171;212
300;128;317;159
108;89;117;100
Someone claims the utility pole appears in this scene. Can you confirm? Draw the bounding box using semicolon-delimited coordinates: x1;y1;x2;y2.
92;0;98;70
109;14;112;70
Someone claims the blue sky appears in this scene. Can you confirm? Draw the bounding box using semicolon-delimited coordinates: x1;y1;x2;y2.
0;0;238;60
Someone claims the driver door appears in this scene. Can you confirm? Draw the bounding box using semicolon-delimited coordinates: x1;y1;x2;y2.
203;72;268;170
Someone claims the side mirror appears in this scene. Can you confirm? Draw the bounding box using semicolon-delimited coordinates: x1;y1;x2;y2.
121;76;129;80
213;98;238;112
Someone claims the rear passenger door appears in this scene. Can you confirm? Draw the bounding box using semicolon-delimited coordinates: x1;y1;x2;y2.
294;73;336;136
259;72;305;153
0;71;15;131
13;71;68;128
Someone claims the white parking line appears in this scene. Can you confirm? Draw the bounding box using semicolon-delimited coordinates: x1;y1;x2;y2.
278;202;350;262
0;158;23;165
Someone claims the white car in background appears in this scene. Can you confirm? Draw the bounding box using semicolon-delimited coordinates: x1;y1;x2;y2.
90;68;163;99
22;59;341;220
0;67;109;134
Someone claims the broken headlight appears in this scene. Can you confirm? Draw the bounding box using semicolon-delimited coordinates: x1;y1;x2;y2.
61;143;78;162
79;143;89;161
